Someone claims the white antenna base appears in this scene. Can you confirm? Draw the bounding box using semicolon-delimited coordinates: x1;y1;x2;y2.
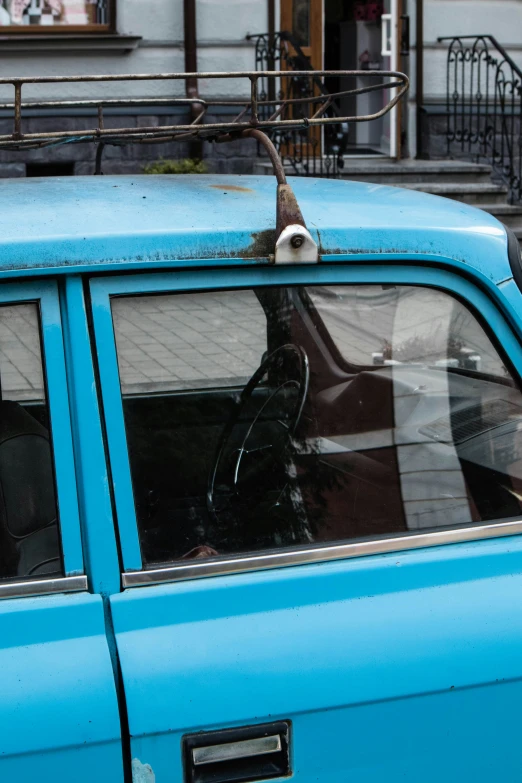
274;225;318;264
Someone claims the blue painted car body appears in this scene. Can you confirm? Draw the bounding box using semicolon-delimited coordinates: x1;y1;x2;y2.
2;174;522;782
0;174;508;279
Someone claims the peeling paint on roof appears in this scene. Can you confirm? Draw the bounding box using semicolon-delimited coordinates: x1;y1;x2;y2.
0;174;509;282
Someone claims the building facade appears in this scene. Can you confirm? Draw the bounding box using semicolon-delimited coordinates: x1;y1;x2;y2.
0;0;520;176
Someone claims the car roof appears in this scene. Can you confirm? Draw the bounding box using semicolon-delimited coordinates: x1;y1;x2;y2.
0;174;510;283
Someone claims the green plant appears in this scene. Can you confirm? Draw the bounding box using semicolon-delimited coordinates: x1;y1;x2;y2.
143;158;207;175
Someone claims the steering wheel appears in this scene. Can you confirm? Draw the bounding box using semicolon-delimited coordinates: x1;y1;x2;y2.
207;343;310;523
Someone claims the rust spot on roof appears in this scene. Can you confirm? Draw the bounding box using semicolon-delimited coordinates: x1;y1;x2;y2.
248;228;276;257
209;184;254;193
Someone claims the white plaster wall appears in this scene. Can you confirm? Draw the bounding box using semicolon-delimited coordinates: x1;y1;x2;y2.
425;0;522;41
197;0;266;42
424;0;522;99
0;0;267;101
119;0;183;41
120;0;267;43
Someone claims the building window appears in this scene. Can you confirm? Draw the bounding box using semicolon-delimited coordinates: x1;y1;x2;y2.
0;0;113;30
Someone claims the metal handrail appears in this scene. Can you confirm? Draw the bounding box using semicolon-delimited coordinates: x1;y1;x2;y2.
437;34;522;202
438;35;522;81
0;70;408;151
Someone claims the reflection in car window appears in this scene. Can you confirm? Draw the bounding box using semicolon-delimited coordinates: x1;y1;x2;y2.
111;285;522;567
0;304;61;580
112;291;267;394
307;285;508;376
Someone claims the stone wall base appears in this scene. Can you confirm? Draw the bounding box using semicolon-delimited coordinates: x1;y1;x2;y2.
0;111;261;177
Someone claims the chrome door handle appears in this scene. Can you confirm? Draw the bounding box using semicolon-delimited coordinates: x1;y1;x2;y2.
184;721;291;783
193;735;282;766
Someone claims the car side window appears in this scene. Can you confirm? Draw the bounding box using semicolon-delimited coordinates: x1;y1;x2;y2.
0;303;61;580
112;290;267;394
306;285;508;376
111;284;522;566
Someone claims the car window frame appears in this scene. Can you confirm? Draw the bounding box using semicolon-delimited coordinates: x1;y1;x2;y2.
89;264;522;585
0;279;86;597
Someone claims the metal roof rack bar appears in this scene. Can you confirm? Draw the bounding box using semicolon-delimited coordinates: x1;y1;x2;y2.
0;68;409;263
0;69;408;149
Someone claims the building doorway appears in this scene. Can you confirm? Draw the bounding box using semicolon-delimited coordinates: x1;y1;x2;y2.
280;0;402;158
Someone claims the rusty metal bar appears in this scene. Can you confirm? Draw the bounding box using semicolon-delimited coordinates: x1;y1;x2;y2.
190;108;206;126
253;80;406;107
312;95;334;120
0;69;405;83
231;105;251;124
267;102;287;122
0;97;209;111
0;99;408;141
0;81;403;113
0;70;409;151
13;82;22;139
215;127;307;241
250;76;259;125
241;129;286;184
0;98;207;110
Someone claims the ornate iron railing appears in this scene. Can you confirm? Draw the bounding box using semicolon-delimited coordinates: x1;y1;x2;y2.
247;31;349;177
439;35;522;203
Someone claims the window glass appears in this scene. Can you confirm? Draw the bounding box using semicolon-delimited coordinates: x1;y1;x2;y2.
0;303;62;581
112;291;267;395
0;0;110;28
111;285;522;567
308;285;506;375
292;0;310;46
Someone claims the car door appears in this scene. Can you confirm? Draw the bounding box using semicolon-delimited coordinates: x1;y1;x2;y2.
0;279;124;783
91;263;522;783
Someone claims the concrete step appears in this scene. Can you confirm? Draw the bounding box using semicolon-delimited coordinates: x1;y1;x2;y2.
401;182;509;205
338;160;493;184
254;159;494;184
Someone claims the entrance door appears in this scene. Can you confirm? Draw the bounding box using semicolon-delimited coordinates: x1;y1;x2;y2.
280;0;323;69
92;264;522;782
0;280;123;783
279;0;324;163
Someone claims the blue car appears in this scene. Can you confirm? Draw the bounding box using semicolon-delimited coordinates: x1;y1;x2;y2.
2;69;522;783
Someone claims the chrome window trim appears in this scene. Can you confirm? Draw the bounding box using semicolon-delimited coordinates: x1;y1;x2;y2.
122;518;522;588
0;574;88;600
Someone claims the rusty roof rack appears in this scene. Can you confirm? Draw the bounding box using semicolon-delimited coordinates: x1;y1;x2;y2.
0;69;409;263
0;70;408;149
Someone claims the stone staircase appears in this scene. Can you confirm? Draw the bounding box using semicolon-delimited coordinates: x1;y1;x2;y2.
338;160;522;245
254;158;522;245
